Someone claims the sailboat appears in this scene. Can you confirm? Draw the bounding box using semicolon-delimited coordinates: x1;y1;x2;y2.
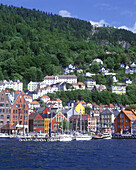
75;103;92;141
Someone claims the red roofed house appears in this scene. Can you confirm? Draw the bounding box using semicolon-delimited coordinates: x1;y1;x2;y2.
40;95;50;103
30;101;40;110
114;110;136;134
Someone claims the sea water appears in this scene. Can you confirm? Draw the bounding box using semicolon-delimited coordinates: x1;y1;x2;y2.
0;139;136;169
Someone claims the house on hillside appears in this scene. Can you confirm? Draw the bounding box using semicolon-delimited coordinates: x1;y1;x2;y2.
111;85;126;94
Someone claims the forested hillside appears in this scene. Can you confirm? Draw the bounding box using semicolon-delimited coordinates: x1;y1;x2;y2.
0;4;136;89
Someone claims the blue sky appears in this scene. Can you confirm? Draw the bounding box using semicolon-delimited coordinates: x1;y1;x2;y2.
1;0;136;32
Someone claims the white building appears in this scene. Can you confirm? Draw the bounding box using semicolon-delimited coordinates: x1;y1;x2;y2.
84;79;96;88
0;80;23;92
41;75;77;87
27;81;39;92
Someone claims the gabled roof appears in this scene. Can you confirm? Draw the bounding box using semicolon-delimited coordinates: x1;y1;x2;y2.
122;110;136;121
29;113;40;120
36;107;47;113
109;104;114;108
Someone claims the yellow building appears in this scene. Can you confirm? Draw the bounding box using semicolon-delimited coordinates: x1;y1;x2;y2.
75;103;85;114
44;118;51;133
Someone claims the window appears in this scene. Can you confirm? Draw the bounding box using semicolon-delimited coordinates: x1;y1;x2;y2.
9;110;11;114
0;109;1;113
1;98;4;102
7;115;10;119
6;104;9;107
38;120;40;123
54;124;57;129
1;115;4;119
34;120;37;123
0;103;4;107
3;109;4;113
120;119;123;122
120;113;123;118
126;119;129;122
38;124;44;127
117;119;120;123
6;109;8;113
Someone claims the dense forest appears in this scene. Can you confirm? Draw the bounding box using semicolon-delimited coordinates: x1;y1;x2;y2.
0;4;136;87
47;84;136;106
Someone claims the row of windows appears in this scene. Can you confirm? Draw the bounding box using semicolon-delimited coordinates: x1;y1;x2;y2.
13;110;28;114
0;121;9;125
117;119;129;123
34;120;44;123
0;115;10;119
118;125;129;129
0;109;11;114
13;116;27;120
34;124;44;128
0;103;9;107
13;121;28;125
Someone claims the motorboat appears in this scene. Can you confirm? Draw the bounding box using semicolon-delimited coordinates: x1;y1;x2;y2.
102;132;112;139
0;133;10;139
75;133;92;141
59;134;73;142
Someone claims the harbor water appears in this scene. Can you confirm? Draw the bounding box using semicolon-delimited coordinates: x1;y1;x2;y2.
0;139;136;169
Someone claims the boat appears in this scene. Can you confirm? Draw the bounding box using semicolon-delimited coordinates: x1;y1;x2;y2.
92;135;103;140
102;132;112;139
59;134;73;142
0;133;10;139
75;133;92;141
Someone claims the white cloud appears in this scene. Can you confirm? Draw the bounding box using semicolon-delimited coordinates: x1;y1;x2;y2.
59;10;72;17
119;22;136;33
90;19;109;27
90;19;136;33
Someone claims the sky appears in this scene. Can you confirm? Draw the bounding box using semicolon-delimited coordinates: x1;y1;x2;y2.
1;0;136;33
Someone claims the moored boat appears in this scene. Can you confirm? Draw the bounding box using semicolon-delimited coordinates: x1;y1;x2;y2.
0;133;10;139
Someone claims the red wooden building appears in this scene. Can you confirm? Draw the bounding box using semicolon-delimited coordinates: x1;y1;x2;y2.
29;113;44;133
114;110;136;134
51;111;67;131
12;92;29;133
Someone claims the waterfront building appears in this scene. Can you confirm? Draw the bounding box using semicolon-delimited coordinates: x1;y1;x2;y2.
0;90;12;131
12;92;29;133
69;114;90;132
100;108;116;133
29;113;44;133
51;111;67;131
114;110;136;134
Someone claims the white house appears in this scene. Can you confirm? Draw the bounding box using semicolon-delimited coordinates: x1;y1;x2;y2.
30;101;40;110
40;95;50;103
2;80;23;91
27;81;39;91
43;75;77;86
84;79;96;88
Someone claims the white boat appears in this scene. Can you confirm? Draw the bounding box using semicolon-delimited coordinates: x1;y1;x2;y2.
75;133;92;141
59;134;73;142
102;132;112;139
0;133;10;139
